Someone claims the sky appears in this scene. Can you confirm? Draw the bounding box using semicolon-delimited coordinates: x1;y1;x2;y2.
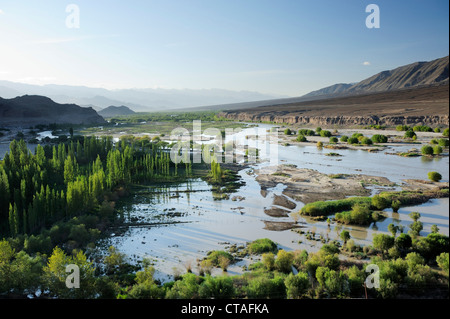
0;0;449;97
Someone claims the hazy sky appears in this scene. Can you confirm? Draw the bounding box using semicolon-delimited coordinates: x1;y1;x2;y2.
0;0;448;96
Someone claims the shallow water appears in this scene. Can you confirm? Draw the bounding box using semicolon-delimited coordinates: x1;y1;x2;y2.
97;124;449;281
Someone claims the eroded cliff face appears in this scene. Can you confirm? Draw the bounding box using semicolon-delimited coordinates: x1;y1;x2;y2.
218;112;449;127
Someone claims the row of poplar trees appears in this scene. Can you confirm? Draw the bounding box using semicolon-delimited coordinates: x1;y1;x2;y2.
0;136;174;237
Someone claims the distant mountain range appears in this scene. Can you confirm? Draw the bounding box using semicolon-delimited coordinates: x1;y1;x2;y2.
0;81;284;112
303;56;449;98
98;105;135;117
0;95;106;126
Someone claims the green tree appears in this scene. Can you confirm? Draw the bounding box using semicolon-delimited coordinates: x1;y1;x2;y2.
284;272;309;299
275;249;294;273
340;230;350;244
428;171;442;182
373;234;394;257
388;224;399;238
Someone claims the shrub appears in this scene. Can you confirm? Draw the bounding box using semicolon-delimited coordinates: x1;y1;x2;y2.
261;253;275;271
443;128;449;137
347;137;359;144
245;275;286;299
284;272;310;299
413;125;432;132
391;200;401;213
275;250;294;273
340;230;351;244
300;197;372;216
316;141;323;148
345;265;365;296
198;276;236;299
438;138;449;147
206;250;234;267
396;125;410;131
421;145;433;155
433;145;443;155
340;135;348;142
414;233;449;261
373;234;394;256
404;130;416;139
371;134;388;143
320;130;332;138
434;127;441;133
371;194;389;210
248;238;278;254
296;134;307;142
428;171;442;182
405;252;425;269
430;138;439;145
166;273;202;299
395;233;412;251
284;128;292;135
298;129;316;136
436;252;449;272
329;137;338;143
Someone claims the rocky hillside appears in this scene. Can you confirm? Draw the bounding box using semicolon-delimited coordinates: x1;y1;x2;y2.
303;56;449;98
0;95;106;126
98;105;135;117
219;84;449;127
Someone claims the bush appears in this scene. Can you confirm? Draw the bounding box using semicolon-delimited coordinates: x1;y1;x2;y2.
396;125;410;132
284;128;292;135
340;135;348;142
413;125;432;132
436;252;449;272
427;171;442;182
438;138;449;147
395;233;412;251
430;138;439;145
296;134;307;142
371;194;389;210
443;128;449;137
244;274;286;299
405;252;425;269
434;127;441;133
433;145;443;155
371;134;388;143
373;234;394;255
206;250;234;267
275;250;294;273
262;253;275;271
329;137;338;143
316;141;323;148
199;276;236;299
347;137;359;144
391;200;401;213
300;197;372;216
414;233;449;261
421;145;433;155
320;130;332;138
248;238;278;254
404;130;416;139
298;129;316;136
284;272;310;299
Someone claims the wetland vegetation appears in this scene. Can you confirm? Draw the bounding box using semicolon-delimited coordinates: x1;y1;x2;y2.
1;114;449;299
